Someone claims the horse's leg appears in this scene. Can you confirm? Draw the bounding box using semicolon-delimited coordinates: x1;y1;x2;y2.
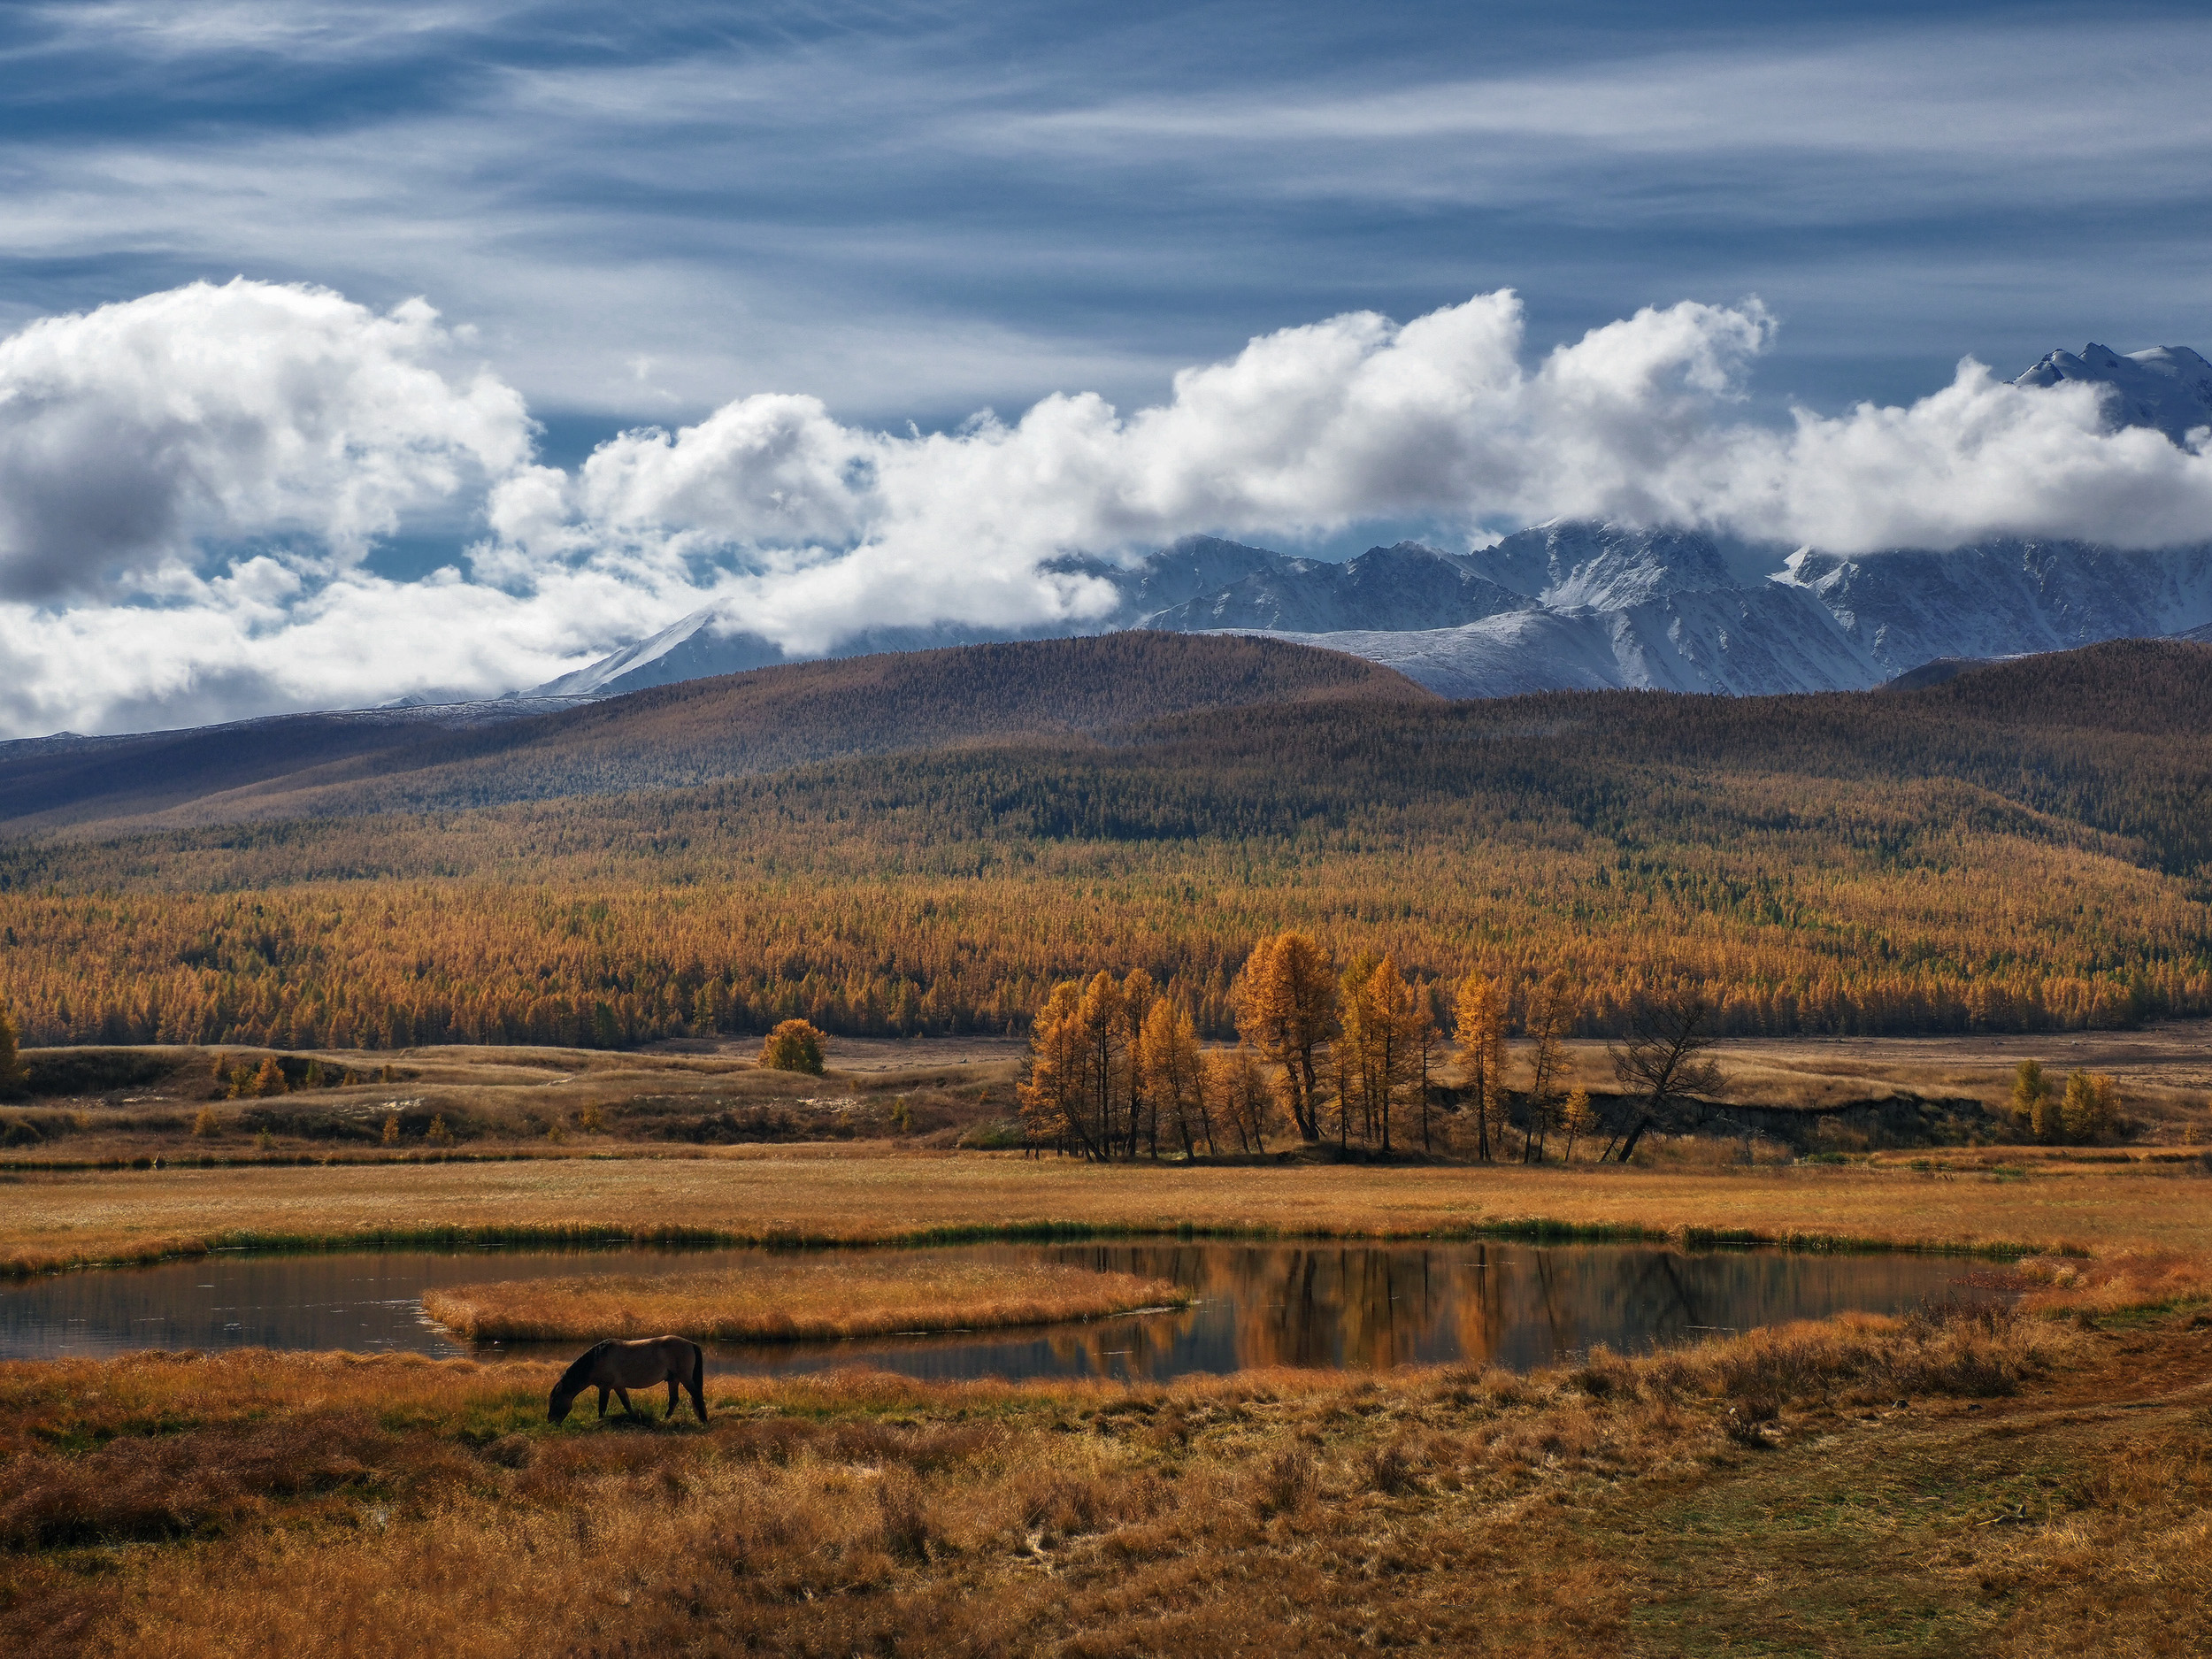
616;1386;634;1416
596;1385;610;1418
665;1377;680;1418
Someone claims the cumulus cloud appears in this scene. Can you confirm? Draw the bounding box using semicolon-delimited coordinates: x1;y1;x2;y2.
496;288;2212;653
0;278;530;599
4;277;2212;737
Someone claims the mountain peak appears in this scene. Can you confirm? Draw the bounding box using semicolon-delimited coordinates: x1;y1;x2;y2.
2014;342;2212;444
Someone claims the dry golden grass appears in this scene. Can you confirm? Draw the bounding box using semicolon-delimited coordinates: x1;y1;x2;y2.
4;1296;2206;1658
10;1148;2212;1278
420;1256;1187;1342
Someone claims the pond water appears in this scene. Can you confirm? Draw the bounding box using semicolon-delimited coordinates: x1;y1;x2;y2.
0;1240;2011;1381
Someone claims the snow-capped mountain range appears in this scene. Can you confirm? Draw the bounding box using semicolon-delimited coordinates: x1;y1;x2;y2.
537;344;2212;703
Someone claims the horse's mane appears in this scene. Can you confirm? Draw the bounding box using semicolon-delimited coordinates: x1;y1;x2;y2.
555;1338;615;1394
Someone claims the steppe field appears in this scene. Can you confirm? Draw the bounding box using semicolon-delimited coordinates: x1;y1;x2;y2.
4;1026;2211;1657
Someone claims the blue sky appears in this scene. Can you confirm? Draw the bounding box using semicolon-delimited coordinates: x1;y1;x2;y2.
4;1;2212;734
6;1;2208;442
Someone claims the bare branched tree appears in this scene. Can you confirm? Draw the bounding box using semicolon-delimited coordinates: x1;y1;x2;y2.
1603;991;1723;1164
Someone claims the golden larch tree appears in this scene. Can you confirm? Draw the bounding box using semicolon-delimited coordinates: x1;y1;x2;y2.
1204;1046;1276;1154
1139;996;1211;1157
1074;972;1133;1158
1520;969;1576;1164
1453;972;1506;1162
1018;980;1092;1156
1233;931;1338;1144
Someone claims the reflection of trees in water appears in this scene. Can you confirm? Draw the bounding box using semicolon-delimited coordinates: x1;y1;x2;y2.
11;1240;1992;1380
1044;1242;1463;1371
1032;1239;1978;1372
1033;1296;1203;1379
1449;1244;1508;1369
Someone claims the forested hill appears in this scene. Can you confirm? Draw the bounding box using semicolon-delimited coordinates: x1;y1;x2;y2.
1;637;2208;1050
1892;637;2212;736
0;633;1429;834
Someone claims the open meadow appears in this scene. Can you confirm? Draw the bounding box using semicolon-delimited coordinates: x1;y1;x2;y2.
3;1148;2209;1656
4;1018;2208;1173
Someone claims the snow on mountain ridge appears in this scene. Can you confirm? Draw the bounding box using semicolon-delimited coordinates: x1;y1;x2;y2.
1239;578;1886;702
526;337;2212;704
1778;540;2212;675
2014;343;2212;445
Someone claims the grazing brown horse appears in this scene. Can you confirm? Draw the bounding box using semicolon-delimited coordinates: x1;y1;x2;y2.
549;1336;707;1424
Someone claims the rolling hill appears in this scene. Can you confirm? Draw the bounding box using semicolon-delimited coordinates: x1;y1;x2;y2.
0;634;1428;834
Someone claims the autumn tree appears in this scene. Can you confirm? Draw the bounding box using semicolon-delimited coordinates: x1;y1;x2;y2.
1234;932;1338;1144
2059;1070;2119;1143
1205;1046;1276;1154
1338;956;1428;1153
1075;972;1135;1158
1335;953;1381;1149
1140;996;1212;1157
1562;1087;1597;1162
1121;969;1160;1157
250;1056;288;1098
1453;973;1506;1161
2010;1059;2050;1130
759;1018;826;1075
1520;970;1576;1164
1019;981;1093;1156
1604;988;1723;1164
0;1001;18;1094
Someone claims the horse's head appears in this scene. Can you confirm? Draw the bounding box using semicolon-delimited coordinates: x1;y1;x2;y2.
549;1339;613;1423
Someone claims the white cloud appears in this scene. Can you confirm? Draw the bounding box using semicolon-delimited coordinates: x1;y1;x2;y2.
502;288;2212;654
0;278;530;600
4;278;2212;738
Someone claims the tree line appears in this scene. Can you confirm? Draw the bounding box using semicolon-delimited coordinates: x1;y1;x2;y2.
1017;931;1722;1162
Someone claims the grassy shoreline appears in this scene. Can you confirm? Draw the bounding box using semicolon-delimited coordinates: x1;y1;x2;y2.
2;1214;2076;1280
14;1149;2202;1278
6;1295;2208;1656
421;1259;1191;1343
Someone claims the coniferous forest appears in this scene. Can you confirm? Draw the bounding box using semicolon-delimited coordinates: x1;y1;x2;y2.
2;634;2208;1051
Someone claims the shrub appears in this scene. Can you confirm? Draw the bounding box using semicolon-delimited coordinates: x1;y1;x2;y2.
1366;1439;1423;1495
876;1472;936;1563
1252;1447;1319;1517
759;1019;826;1075
192;1105;219;1138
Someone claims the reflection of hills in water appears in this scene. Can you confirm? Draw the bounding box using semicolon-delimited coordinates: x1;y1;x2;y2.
0;1241;2003;1381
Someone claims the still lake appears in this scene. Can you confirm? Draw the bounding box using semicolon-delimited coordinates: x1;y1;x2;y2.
0;1240;2009;1382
